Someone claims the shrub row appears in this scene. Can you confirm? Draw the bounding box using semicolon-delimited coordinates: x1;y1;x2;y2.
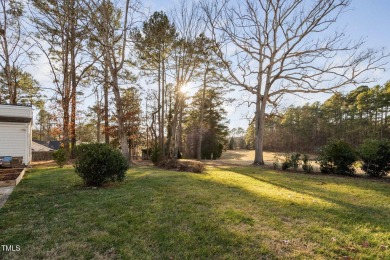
274;139;390;177
274;153;313;173
318;139;390;177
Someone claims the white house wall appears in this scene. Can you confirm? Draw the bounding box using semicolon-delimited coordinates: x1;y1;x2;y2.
0;105;33;165
0;123;31;164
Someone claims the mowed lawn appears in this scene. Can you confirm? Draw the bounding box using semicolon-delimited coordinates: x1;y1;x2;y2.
1;165;389;259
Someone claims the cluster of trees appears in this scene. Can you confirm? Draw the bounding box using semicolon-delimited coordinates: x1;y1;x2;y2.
1;0;229;164
246;83;390;152
1;0;388;165
184;87;229;159
132;6;229;161
0;0;41;106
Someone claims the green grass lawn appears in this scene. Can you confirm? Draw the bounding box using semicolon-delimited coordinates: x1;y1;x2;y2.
1;165;389;259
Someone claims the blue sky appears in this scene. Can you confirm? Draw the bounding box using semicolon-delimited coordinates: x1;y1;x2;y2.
339;1;390;78
218;0;390;127
339;0;390;52
31;0;390;129
147;0;390;84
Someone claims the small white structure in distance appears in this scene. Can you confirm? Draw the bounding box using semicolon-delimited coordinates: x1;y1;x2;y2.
0;104;33;165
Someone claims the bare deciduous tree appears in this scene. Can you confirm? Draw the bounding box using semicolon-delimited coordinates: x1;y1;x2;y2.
86;0;140;164
168;0;206;159
133;11;176;159
0;0;36;104
203;0;389;165
32;0;94;153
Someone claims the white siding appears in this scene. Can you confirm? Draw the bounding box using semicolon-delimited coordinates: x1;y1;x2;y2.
0;122;31;165
0;105;33;118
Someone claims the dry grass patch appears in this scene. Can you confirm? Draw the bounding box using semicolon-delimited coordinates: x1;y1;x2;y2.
158;159;204;173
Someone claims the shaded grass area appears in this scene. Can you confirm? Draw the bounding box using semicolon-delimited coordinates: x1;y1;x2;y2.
0;165;389;259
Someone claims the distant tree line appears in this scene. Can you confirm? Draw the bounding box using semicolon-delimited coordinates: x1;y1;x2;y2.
246;83;390;153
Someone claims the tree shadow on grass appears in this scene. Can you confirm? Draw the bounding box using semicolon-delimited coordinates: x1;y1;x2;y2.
219;166;390;230
1;167;278;259
2;165;389;259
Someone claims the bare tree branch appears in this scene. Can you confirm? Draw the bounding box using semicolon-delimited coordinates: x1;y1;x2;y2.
202;0;389;165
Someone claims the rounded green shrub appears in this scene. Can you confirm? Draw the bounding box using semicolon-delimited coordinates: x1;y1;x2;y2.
359;139;390;177
317;140;357;175
74;143;128;186
281;153;300;171
52;148;68;168
150;145;161;165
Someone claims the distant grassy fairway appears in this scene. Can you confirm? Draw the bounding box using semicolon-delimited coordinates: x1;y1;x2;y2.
216;149;277;166
0;164;389;259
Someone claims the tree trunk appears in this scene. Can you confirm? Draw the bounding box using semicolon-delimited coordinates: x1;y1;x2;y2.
169;96;179;158
1;5;15;104
70;19;77;157
157;59;162;153
150;110;158;147
96;90;101;143
161;59;166;158
62;36;70;150
178;103;183;155
62;101;70;150
111;70;130;165
253;95;265;165
70;73;76;155
197;65;208;160
4;56;16;104
103;56;110;144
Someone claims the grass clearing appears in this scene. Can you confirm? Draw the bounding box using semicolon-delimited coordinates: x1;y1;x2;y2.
0;164;389;259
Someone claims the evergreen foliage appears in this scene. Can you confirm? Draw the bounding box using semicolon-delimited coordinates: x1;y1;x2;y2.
246;83;390;153
150;145;161;165
52;148;68;168
281;153;300;171
201;131;223;159
184;88;229;159
359;139;390;177
317;140;358;175
74;143;128;186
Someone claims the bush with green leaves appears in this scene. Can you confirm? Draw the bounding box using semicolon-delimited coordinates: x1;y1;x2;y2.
74;143;128;186
150;145;161;165
52;148;68;168
281;153;300;171
317;140;357;175
359;139;390;177
302;154;313;173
